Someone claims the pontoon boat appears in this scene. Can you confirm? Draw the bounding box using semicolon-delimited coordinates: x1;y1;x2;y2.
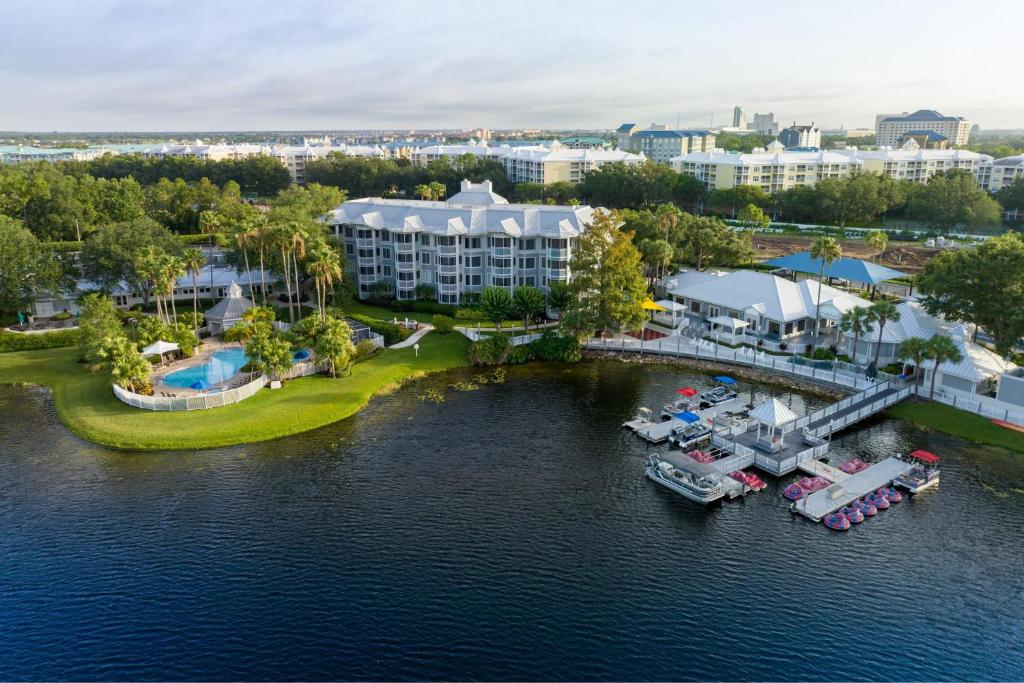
645;453;724;505
894;450;941;494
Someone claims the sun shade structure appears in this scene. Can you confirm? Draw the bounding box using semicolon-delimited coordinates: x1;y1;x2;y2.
641;299;669;311
909;449;940;464
749;398;799;451
676;387;699;396
676;411;701;424
762;252;908;284
713;375;737;385
141;340;179;357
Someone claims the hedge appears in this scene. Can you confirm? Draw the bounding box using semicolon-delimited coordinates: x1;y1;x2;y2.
0;329;81;353
347;313;413;346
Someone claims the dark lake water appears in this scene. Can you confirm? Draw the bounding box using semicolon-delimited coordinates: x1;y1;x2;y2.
2;362;1023;681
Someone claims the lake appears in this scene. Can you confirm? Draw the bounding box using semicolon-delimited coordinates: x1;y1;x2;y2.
1;362;1022;680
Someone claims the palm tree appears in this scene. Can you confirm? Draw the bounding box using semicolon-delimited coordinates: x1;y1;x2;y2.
428;181;446;201
838;305;870;364
161;255;186;323
867;300;900;370
865;230;889;264
182;248;205;337
234;221;254;298
135;248;164;322
546;281;573;332
199;211;222;298
270;222;295;323
288;222;308;321
251;215;270;304
654;204;681;280
306;245;343;319
898;336;930;387
810;236;842;350
413;184;431;200
925;335;963;398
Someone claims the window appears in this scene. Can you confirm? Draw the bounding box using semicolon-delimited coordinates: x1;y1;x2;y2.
420;253;431;265
398;271;414;281
344;226;353;237
467;255;482;268
381;232;392;242
345;244;354;255
418;234;431;246
382;248;392;260
383;265;392;276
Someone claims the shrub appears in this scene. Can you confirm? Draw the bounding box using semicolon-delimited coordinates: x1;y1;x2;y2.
353;339;378;363
468;334;511;366
347;313;412;345
0;329;80;353
507;344;535;364
431;314;455;334
529;331;582;362
809;347;836;360
454;307;485;321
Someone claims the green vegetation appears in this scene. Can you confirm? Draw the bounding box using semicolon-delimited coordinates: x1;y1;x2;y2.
0;332;470;450
305;153;512;198
622;206;753;272
0;328;80;352
886;400;1024;454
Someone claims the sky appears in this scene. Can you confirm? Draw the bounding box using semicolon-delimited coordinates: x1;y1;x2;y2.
2;0;1023;132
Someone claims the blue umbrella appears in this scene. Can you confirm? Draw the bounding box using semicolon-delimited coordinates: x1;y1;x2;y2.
190;380;211;390
713;375;736;385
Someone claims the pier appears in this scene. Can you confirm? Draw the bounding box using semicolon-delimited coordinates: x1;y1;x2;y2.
793;457;913;521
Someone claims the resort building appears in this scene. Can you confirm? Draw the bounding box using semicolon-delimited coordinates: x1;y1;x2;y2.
410;142;532;166
832;144;991;185
987;154;1024;191
875;109;971;147
840;300;1015;395
672;142;862;193
326;179;602;304
0;146;111;164
271;144;389;183
141;142;270;161
667;269;871;346
559;136;608;150
500;144;644;184
778;123;821;149
614;125;716;164
615;123;639;150
899;130;951;149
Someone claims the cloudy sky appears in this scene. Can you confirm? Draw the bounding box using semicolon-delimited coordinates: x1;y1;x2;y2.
2;0;1022;132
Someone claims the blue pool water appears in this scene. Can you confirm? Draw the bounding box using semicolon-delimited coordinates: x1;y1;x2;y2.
163;348;249;388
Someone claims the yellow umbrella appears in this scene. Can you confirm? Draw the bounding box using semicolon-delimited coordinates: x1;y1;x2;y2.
641;299;670;312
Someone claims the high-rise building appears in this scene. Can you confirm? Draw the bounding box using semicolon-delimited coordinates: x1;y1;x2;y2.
875;110;971;147
751;112;777;135
732;106;746;129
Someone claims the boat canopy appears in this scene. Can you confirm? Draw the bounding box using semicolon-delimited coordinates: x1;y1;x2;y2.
676;411;701;424
676;386;699;396
661;453;719;477
909;449;940;464
713;375;737;385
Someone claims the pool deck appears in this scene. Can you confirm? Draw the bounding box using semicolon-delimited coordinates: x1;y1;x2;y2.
150;341;247;397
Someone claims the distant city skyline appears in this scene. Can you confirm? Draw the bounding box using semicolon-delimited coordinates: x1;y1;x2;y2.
2;0;1023;132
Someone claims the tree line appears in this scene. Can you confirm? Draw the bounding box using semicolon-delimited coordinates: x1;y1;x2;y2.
303;153;513;199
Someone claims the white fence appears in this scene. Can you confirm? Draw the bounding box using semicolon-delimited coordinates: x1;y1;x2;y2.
113;374;267;411
918;385;1024;425
584;335;892;392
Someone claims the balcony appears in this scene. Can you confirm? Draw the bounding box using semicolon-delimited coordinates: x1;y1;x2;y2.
438;244;458;257
396;279;416;291
438;263;459;275
395;259;415;271
438;281;460;294
548;268;569;280
395;241;415;253
490;246;512;258
548;248;569;260
356;238;375;249
491;266;512;278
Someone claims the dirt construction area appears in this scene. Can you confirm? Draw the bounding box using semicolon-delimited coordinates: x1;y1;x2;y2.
752;234;940;273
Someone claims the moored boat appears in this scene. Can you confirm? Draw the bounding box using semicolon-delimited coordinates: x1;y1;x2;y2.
895;450;941;494
645;454;724;505
885;487;903;503
783;483;805;501
668;422;712;450
869;492;890;510
842;505;865;523
859;499;878;516
840;458;870;474
824;512;851;531
699;377;738;409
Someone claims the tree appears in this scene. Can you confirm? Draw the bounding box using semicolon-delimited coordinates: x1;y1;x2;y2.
479;286;513;330
907;169;1002;231
99;335;151;393
182;248;205;336
413;184;431;200
312;316;356;378
810;236;842;350
512;285;545;334
545;280;573;325
0;216;64;315
637;239;674;285
675;214;752;271
925;335;963;398
916;232;1024;356
270;184;346;220
995;177;1024;212
305;241;344;318
897;336;931;386
737;203;771;231
244;330;293;381
865;230;889;263
838;306;870;364
568;209;647;335
80;219;183;302
867;300;900;369
428;181;447;201
77;294;124;367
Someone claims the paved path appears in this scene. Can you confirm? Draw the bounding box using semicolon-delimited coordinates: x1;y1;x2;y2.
390;326;434;349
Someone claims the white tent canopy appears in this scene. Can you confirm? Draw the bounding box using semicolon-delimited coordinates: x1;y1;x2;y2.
141;340;179;357
708;315;749;334
655;299;686;311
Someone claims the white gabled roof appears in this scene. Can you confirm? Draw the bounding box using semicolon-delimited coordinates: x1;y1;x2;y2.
749;398;799;427
670;270;870;323
672;148;860;167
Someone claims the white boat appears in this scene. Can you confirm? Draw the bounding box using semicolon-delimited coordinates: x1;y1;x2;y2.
894;449;941;493
660;397;695;421
668;422;713;450
623;406;654;432
645;454;724;505
698;386;738;409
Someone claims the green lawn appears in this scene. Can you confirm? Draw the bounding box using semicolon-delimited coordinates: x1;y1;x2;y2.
887;399;1024;454
342;301;522;328
0;332;470;451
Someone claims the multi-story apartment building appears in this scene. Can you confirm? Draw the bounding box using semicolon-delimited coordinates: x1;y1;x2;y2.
778;123;821;149
271;144;388;183
987;154;1024;191
141;142;269;161
0;146;110;164
671;141;861;192
500;144;643;184
327;180;602;304
411;143;533;166
673;141;995;193
899;131;951;150
559;136;608;150
625;130;716;164
615;123;639;150
875;109;971;147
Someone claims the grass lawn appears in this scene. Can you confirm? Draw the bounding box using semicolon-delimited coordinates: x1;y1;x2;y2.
0;332;470;451
342;301;522;328
887;399;1024;454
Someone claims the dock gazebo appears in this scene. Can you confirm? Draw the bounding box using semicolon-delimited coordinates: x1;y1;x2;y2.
749;398;799;453
708;315;749;343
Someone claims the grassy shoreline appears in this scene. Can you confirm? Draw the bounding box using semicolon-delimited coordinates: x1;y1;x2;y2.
0;332;470;451
886;399;1024;454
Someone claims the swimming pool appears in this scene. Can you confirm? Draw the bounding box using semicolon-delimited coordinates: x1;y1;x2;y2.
163;348;249;388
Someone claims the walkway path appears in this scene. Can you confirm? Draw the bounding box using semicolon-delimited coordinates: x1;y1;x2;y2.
390;326;434;349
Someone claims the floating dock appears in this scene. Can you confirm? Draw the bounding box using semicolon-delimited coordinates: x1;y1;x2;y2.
793;457;912;522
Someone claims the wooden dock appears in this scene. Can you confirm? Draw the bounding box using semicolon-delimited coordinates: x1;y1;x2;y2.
793;457;912;522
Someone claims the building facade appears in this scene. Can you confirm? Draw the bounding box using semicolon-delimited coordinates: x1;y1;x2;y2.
500;144;643;184
778;123;821;149
327;180;601;304
988;154;1024;191
834;146;991;185
875;109;971;147
614;125;715;164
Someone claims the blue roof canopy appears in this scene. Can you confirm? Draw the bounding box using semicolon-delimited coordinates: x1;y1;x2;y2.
677;411;701;424
713;376;737;385
761;252;908;284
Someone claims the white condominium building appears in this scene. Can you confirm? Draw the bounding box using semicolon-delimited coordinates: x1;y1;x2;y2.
987;154;1024;192
501;143;643;184
326;180;601;304
875;109;971;147
833;146;991;185
411;142;536;165
141;142;270;161
671;141;861;192
0;146;110;164
272;144;388;183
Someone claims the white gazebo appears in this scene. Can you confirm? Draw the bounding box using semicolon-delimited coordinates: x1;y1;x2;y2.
205;282;256;335
749;398;799;452
140;339;179;364
708;315;749;342
652;299;686;328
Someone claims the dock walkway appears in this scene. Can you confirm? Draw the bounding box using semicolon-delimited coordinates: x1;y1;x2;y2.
794;457;912;521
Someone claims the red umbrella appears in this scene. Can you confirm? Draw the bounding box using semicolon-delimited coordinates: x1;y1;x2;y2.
676;387;698;396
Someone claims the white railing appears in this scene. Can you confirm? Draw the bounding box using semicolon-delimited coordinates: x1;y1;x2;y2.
919;385;1024;424
113;374;267;411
